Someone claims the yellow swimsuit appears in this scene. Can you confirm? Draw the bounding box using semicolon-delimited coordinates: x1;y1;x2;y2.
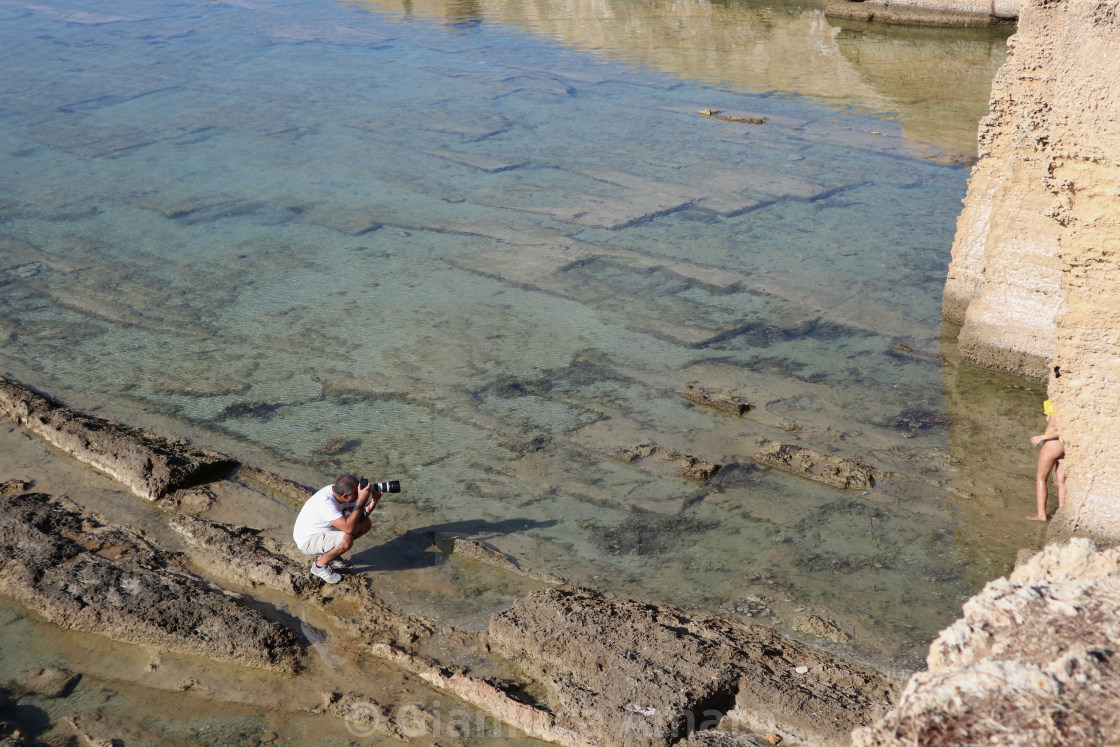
1043;399;1055;416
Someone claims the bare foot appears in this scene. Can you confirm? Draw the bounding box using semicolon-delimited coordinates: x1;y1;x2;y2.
1025;515;1048;522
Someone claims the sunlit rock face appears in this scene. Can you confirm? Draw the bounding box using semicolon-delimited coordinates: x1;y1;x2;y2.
851;539;1120;746
944;0;1120;545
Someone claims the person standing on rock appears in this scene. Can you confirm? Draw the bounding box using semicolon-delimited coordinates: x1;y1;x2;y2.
1026;366;1066;522
293;475;380;583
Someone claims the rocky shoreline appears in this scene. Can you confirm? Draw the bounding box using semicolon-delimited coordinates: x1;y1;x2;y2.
0;376;900;746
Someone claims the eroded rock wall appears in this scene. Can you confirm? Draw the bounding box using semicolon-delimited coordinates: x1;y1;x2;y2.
944;0;1120;544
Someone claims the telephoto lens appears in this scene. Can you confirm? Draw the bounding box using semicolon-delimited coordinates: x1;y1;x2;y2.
360;478;401;493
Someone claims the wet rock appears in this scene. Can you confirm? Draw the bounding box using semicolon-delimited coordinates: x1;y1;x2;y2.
308;692;401;739
237;465;314;508
752;442;890;490
218;400;279;419
490;587;898;747
0;493;301;672
852;539;1120;746
581;510;718;557
365;643;593;746
0;480;31;498
612;442;722;481
311;436;353;457
0;377;239;501
679;387;751;418
792;614;852;644
424;531;566;585
21;667;79;698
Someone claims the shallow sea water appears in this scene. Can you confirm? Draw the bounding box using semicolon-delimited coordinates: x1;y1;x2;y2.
0;0;1049;741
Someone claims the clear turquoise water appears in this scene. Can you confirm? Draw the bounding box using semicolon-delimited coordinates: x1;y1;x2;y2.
0;0;1027;704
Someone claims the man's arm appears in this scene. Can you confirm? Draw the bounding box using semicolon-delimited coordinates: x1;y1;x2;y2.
328;485;381;533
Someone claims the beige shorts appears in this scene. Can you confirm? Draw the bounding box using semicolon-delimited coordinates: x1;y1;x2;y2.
296;530;345;556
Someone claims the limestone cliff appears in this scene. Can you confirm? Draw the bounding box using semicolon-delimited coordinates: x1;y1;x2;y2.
944;0;1120;545
851;539;1120;745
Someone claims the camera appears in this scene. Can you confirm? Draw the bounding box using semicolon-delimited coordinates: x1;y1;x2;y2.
359;478;400;494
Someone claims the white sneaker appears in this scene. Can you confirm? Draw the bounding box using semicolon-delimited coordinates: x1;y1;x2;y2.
310;560;341;584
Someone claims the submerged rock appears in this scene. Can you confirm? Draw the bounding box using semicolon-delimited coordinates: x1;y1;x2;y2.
852;539;1120;746
0;377;238;501
678;387;751;418
21;667;79;699
612;442;722;481
490;587;898;746
0;492;302;672
753;442;890;490
793;614;852;644
425;531;566;585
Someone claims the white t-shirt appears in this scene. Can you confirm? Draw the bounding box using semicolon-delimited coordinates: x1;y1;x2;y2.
292;485;351;544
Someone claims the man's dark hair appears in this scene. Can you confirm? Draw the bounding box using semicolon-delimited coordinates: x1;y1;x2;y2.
1053;365;1061;378
333;474;359;500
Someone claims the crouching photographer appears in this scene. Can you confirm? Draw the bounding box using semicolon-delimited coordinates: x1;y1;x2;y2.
292;474;399;583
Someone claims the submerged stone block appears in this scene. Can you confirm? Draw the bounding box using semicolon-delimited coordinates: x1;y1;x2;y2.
753;441;890;490
612;442;722;480
679;386;751;417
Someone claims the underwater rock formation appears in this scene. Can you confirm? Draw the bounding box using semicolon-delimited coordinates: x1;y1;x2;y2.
753;442;890;490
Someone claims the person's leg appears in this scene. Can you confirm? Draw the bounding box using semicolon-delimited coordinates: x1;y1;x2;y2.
1027;440;1063;520
1055;458;1067;508
316;532;354;567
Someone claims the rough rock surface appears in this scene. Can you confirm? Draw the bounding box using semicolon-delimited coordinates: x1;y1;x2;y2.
0;492;302;672
851;539;1120;745
169;513;319;597
612;442;722;480
752;442;889;490
491;587;898;747
678;387;750;418
940;0;1120;544
0;377;239;501
826;0;1018;27
793;614;852;645
168;513;434;645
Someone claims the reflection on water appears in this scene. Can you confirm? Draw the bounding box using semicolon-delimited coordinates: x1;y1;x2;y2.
350;0;1010;160
0;0;1036;738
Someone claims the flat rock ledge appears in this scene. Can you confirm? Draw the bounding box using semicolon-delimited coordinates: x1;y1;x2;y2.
753;441;889;490
0;492;302;672
0;377;238;501
852;538;1120;746
490;587;899;747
